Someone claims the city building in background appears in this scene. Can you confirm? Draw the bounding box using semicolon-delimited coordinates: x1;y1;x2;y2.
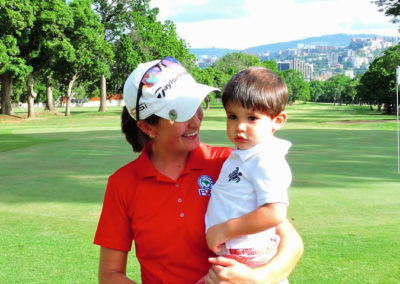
277;59;313;81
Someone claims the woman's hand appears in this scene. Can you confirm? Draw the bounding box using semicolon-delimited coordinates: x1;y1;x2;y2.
205;257;260;284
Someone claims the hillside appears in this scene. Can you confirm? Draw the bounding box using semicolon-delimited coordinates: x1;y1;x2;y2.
190;33;392;58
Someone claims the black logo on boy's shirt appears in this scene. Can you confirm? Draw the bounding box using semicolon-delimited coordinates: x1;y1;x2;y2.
228;167;242;183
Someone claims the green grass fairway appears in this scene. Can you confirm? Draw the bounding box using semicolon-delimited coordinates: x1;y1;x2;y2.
1;103;399;283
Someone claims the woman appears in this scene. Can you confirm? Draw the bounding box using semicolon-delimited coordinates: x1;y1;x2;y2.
94;57;303;283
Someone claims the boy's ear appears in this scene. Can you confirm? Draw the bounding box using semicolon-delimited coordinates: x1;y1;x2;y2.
272;111;287;133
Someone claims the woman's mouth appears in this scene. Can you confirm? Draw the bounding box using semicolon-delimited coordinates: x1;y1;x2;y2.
183;131;198;138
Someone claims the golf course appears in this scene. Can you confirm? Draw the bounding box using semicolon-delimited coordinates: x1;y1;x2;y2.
0;102;399;283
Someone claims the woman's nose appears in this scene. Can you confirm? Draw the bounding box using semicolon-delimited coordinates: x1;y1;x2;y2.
188;111;202;126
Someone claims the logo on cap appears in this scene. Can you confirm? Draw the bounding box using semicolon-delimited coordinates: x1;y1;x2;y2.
155;87;165;99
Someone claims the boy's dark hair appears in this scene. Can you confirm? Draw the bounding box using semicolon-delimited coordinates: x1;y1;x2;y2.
222;67;288;118
121;107;160;152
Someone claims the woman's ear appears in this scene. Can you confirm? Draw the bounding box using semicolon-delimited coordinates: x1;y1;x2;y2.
272;111;287;133
137;120;155;138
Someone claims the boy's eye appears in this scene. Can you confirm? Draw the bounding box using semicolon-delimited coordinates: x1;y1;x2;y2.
228;114;237;120
248;116;258;121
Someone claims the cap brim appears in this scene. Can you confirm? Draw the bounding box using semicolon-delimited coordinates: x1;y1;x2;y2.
156;83;219;122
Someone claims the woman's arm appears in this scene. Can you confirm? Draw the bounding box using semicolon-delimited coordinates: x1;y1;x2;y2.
206;219;303;284
98;247;136;284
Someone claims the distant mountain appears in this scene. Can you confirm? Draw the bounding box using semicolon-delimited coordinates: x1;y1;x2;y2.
190;33;394;58
190;47;239;58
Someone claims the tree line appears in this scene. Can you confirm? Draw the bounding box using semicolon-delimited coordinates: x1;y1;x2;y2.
1;0;399;117
0;0;196;117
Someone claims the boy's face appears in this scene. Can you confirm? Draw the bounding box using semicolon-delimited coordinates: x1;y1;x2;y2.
225;103;286;150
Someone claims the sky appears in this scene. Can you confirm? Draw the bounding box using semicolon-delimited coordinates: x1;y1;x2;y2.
149;0;400;49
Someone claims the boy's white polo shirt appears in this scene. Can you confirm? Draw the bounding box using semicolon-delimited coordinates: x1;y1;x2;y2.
205;136;292;249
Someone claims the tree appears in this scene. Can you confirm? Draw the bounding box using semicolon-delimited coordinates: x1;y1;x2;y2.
213;52;261;76
309;80;325;102
344;76;360;105
374;0;400;28
109;34;140;95
261;60;279;73
35;1;76;115
191;67;230;109
20;0;75;118
107;0;194;96
0;0;34;115
57;0;112;117
282;69;310;103
325;74;350;105
130;1;195;65
358;44;400;113
93;0;133;112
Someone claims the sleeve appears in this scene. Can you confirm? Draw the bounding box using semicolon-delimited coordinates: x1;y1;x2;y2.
251;156;291;207
93;174;134;252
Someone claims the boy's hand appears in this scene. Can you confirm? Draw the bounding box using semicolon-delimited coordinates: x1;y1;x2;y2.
206;223;228;253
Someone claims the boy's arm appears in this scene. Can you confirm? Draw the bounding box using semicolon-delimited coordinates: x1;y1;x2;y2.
206;219;303;283
206;203;287;253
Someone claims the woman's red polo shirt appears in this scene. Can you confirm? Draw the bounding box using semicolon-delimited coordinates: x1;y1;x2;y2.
94;143;232;283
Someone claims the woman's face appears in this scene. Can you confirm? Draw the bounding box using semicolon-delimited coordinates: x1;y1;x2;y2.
151;106;204;154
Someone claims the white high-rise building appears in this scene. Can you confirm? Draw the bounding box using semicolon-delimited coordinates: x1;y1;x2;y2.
328;52;339;67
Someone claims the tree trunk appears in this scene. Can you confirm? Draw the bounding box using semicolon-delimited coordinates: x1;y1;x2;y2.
1;72;13;115
45;78;55;112
65;73;78;117
384;103;392;114
204;96;210;110
98;74;107;112
27;73;37;118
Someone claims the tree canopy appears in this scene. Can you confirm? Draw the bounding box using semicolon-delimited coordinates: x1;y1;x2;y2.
358;44;400;113
0;1;398;116
374;0;400;27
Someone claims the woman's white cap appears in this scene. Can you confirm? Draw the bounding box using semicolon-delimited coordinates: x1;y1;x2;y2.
123;57;219;122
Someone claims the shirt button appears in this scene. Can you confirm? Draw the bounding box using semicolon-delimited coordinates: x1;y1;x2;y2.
175;184;179;188
177;198;183;203
179;213;184;218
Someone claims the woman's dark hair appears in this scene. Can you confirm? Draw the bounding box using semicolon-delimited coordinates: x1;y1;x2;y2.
121;107;160;152
222;67;288;118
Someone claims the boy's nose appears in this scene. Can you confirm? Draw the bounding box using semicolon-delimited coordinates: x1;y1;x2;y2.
237;122;246;132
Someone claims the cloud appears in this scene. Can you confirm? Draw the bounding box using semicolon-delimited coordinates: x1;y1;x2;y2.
151;0;399;49
167;0;249;22
152;0;249;22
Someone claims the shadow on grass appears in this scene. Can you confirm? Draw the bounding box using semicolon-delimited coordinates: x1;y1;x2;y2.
0;133;66;152
0;128;398;204
277;129;399;188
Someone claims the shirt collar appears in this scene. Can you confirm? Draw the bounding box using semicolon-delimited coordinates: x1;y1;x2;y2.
134;142;159;179
232;136;291;162
181;142;208;173
134;142;207;180
232;141;265;162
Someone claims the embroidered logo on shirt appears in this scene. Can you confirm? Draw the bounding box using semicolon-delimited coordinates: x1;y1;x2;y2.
228;167;242;183
197;175;214;197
